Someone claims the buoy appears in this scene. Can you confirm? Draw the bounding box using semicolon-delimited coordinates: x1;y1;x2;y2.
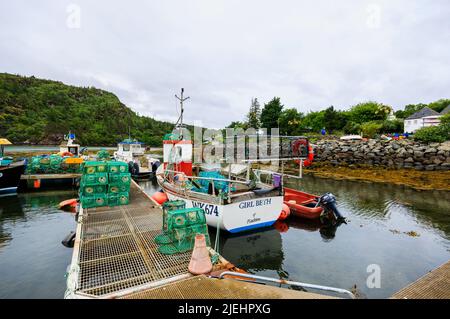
278;203;291;220
33;179;41;189
61;231;76;248
151;191;168;205
59;198;78;212
188;234;213;275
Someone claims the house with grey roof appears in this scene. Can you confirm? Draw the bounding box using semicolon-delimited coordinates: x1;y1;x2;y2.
441;104;450;115
404;107;444;133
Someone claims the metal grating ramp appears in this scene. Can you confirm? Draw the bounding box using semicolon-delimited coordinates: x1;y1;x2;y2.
72;183;193;298
120;275;336;299
391;260;450;299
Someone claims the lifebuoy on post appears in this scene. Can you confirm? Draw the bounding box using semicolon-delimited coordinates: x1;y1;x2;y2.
293;139;314;167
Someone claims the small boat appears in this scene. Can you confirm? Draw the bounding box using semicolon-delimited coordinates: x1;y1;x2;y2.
284;187;324;219
0;138;26;196
59;132;84;157
114;138;160;180
284;187;345;221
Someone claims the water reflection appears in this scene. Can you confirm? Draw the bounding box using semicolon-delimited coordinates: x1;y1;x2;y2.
210;228;284;272
286;176;450;239
0;191;77;298
275;218;346;242
0;196;24;248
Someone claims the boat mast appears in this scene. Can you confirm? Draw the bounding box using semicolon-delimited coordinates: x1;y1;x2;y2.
175;88;190;138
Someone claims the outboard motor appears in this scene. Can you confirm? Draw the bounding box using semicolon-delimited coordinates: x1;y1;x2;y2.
318;193;345;221
128;161;140;175
151;160;161;173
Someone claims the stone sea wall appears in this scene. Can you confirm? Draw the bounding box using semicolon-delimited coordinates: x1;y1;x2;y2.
313;139;450;171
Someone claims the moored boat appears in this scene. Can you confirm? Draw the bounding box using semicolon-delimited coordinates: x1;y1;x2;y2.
284;187;324;219
284;187;345;221
156;89;284;233
114;138;159;180
0;138;26;196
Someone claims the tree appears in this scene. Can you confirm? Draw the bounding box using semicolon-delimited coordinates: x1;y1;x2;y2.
300;111;325;132
395;103;426;119
348;101;387;124
260;97;284;130
278;108;303;135
375;104;393;118
361;121;383;138
323;106;347;132
226;121;246;129
428;99;450;113
246;98;261;129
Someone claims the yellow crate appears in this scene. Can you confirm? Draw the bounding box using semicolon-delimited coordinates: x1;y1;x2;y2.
64;157;84;164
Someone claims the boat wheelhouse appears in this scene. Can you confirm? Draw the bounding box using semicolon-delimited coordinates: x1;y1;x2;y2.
114;138;159;179
59;132;82;156
156;89;287;233
114;138;145;162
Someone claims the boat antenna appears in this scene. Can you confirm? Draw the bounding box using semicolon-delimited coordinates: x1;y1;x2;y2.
174;88;190;137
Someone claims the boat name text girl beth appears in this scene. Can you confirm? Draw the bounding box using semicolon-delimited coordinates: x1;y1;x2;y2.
239;198;272;209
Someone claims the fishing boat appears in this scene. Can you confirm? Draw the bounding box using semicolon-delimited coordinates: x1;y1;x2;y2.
156;89;285;233
156;148;284;233
0;138;26;196
59;132;84;157
113;138;160;180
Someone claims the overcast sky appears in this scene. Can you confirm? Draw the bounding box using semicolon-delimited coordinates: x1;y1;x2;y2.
1;1;449;128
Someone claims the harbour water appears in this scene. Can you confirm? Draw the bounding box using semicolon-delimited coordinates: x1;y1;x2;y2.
0;176;449;298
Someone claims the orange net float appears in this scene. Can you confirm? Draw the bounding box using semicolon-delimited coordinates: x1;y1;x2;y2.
151;191;168;205
59;198;78;213
278;203;291;221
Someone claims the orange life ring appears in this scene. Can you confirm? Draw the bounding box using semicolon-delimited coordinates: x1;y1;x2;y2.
61;151;74;157
294;144;314;167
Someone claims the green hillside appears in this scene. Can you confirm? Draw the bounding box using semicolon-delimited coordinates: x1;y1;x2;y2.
0;73;175;146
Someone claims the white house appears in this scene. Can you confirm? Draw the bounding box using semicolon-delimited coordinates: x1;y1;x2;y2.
404;107;443;133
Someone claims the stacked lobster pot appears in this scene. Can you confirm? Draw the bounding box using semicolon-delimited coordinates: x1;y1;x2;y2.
26;154;83;174
154;200;211;255
79;161;131;209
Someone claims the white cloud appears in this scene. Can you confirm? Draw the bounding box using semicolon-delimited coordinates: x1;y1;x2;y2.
1;0;449;127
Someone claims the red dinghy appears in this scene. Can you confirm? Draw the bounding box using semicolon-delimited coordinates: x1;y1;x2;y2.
283;187;324;219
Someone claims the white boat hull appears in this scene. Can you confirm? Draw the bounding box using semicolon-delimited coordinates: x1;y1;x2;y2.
165;191;282;233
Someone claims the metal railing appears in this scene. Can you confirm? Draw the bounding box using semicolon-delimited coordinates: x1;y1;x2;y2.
217;271;355;299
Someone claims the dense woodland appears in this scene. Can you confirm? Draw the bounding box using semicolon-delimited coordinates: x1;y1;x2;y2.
0;73;175;146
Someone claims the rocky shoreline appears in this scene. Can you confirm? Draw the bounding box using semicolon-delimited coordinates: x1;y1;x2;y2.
313;139;450;171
